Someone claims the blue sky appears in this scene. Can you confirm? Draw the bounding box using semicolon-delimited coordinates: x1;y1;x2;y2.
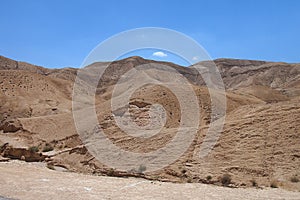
1;0;300;68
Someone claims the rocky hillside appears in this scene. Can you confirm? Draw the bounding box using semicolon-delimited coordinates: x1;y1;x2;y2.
0;55;299;191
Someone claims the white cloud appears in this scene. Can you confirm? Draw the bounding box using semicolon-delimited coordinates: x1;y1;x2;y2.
152;51;167;57
192;56;199;61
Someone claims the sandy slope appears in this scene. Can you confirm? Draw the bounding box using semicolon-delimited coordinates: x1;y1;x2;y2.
1;55;300;192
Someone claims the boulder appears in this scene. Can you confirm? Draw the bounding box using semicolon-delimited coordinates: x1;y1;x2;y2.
0;119;22;133
3;146;46;162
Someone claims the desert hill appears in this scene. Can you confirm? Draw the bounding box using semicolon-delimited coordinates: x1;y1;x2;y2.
0;55;299;191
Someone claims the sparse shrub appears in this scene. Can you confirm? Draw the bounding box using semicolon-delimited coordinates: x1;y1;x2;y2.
206;175;212;181
290;176;299;183
107;168;114;176
152;175;161;180
29;146;39;153
138;165;147;173
270;181;278;188
250;179;257;187
187;178;192;183
220;174;231;186
42;144;54;152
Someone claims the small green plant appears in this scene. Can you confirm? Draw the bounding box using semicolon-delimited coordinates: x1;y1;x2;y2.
152;175;161;180
220;174;231;186
290;176;299;183
42;144;54;152
270;181;278;188
206;175;212;181
138;165;147;173
29;146;39;153
107;168;115;176
250;179;257;187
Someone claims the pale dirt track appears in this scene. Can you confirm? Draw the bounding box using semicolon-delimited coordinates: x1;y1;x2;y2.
0;161;299;200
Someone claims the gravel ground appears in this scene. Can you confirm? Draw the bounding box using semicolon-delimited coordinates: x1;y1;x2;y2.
0;161;299;200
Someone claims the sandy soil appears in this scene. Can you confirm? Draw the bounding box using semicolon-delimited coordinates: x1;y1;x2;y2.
0;161;299;200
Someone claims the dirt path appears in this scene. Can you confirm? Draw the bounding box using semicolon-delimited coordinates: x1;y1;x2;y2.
0;161;299;200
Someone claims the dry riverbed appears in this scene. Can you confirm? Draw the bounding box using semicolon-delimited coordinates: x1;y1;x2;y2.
0;160;299;200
